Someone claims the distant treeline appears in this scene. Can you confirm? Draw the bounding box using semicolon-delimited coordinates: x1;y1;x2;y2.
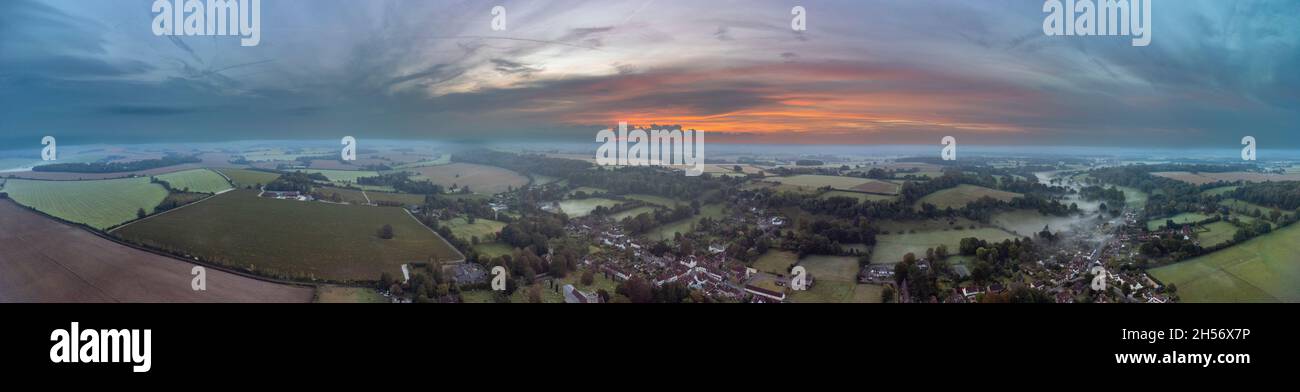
33;155;200;173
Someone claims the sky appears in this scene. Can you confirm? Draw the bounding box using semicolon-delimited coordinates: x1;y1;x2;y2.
1;0;1297;148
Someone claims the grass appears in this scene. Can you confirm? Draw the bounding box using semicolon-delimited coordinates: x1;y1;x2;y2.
556;198;621;217
1202;186;1240;197
624;194;685;207
155;169;232;194
1146;212;1212;231
1;177;168;229
315;286;388;303
752;250;799;275
1197;221;1239;248
819;190;896;203
798;255;860;282
114;190;462;282
872;227;1020;264
445;216;507;240
647;204;725;242
299;169;380;184
1150;222;1300;302
216;168;280;189
1115;186;1148;209
609;206;659;221
1220;199;1293;220
407;162;529;194
473;242;515;259
788;281;883;303
769;175;899;194
914;184;1021;210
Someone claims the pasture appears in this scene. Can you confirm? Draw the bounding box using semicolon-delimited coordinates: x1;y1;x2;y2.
769;175;899;194
788;281;884;303
114;190;463;282
915;184;1021;210
1153;171;1300;185
1;177;168;229
799;255;860;282
556;198;621;217
610;206;659;221
624;194;686;207
407;163;528;194
445;216;507;240
1150;223;1300;302
872;227;1020;264
1146;212;1212;231
819;190;896;203
752;250;799;275
300;169;380;184
1197;221;1239;248
315;286;388;303
215;168;280;188
155;169;232;194
647;204;725;242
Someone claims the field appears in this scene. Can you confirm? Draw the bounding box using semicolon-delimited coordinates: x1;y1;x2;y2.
647;204;725;242
407;162;528;194
1153;171;1300;185
768;175;899;194
0;200;312;302
215;168;281;188
300;169;380;184
609;206;658;221
1;177;168;229
789;281;884;303
1197;221;1239;248
315;286;388;303
915;184;1021;210
819;190;896;203
556;198;621;217
752;250;798;275
1116;186;1148;208
798;255;860;282
1202;186;1240;197
317;186;426;206
473;242;515;259
155;169;232;194
991;209;1088;236
1150;223;1300;302
1146;212;1212;231
872;227;1020;264
444;216;507;240
624;194;686;207
1220;199;1292;220
114;190;462;282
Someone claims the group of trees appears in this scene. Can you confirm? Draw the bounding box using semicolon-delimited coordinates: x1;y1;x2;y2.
32;154;201;173
265;171;327;193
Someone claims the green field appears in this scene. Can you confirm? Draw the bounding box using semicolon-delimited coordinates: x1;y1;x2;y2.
1;177;168;229
1150;223;1300;302
1146;212;1212;231
915;184;1021;210
789;281;883;303
752;250;798;275
819;190;896;203
556;198;621;217
300;169;380;184
872;227;1020;264
1202;186;1240;197
798;255;860;282
216;168;280;188
114;190;462;282
1197;221;1239;248
769;175;899;194
1116;186;1148;208
473;242;515;259
315;286;388;303
609;206;659;221
445;216;506;240
1220;199;1293;221
624;194;685;207
155;169;232;194
647;204;725;242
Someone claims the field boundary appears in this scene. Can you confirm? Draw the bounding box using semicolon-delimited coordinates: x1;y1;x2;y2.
107;188;232;234
404;208;467;264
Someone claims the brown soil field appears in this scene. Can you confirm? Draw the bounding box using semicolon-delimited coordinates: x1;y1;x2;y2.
407;162;529;194
0;200;313;302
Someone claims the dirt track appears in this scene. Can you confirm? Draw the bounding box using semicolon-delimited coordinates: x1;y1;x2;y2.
0;200;314;302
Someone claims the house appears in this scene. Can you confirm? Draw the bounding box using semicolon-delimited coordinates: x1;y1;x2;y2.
562;284;600;303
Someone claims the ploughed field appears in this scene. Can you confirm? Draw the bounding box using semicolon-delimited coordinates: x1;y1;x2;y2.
113;190;462;282
0;200;312;302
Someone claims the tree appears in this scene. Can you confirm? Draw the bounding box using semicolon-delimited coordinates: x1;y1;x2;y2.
137;208;147;219
580;270;595;286
378;224;394;239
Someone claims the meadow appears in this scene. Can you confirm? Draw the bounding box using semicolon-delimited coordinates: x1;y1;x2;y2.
872;227;1020;264
914;184;1021;210
1153;171;1300;185
1150;223;1300;302
556;198;621;217
769;175;899;194
300;169;380;184
114;190;462;282
752;250;799;275
1;177;168;229
407;162;528;194
1146;212;1212;231
609;206;659;221
155;169;232;194
1197;221;1239;248
819;190;896;203
444;216;507;240
215;168;281;188
646;204;725;242
624;194;686;207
